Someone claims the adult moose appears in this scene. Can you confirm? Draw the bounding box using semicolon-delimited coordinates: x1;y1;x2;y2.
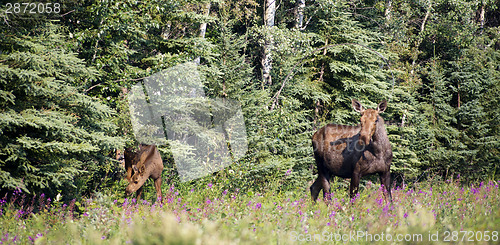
123;144;163;201
310;99;392;202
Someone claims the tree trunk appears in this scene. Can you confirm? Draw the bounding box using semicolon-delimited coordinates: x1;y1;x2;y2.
194;3;211;65
421;3;431;33
385;0;392;22
410;1;432;76
262;0;276;85
295;0;305;29
479;4;485;32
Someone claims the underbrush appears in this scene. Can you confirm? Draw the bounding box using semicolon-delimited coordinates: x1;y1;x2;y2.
0;178;499;244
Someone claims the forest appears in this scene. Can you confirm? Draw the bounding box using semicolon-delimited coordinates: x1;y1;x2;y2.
0;0;499;243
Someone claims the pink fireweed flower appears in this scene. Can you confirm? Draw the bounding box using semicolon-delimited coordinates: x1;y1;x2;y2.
254;203;262;210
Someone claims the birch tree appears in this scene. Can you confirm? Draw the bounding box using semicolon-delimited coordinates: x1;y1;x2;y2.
262;0;276;85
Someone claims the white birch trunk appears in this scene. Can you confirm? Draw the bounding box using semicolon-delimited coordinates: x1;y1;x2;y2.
194;3;211;65
385;0;392;22
295;0;305;29
262;0;275;85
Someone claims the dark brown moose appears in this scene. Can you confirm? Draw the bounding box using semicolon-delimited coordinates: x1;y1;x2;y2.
123;144;163;201
310;99;392;202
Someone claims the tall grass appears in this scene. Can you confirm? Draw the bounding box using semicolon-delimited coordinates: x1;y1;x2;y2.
1;178;499;244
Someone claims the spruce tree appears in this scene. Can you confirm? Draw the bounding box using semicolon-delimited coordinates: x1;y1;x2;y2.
0;23;124;197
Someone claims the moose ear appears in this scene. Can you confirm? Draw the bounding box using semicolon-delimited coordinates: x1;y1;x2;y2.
377;100;387;113
352;99;365;113
132;165;138;172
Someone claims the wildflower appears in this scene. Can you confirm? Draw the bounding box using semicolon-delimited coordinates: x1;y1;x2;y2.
404;212;408;218
285;169;292;176
207;183;213;188
254;203;262;210
222;189;228;196
101;236;106;240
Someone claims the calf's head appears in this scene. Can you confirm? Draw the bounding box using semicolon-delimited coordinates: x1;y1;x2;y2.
125;164;146;195
352;99;387;145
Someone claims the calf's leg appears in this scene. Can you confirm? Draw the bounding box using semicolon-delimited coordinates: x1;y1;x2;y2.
135;186;143;200
154;177;162;202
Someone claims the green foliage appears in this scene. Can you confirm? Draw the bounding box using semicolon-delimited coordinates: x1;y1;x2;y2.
1;0;499;200
0;23;124;196
1;179;499;244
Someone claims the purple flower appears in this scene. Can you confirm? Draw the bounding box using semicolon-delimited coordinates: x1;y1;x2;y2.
404;212;408;218
207;183;213;188
222;189;228;196
285;169;292;176
254;203;262;210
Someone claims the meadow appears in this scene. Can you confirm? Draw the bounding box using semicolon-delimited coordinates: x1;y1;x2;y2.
0;177;499;245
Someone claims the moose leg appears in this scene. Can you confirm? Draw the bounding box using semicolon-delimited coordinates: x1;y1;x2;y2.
379;171;392;202
310;177;322;202
349;172;360;199
154;177;162;202
320;174;331;201
135;186;143;200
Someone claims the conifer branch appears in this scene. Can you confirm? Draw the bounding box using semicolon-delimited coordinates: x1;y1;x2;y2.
269;43;396;111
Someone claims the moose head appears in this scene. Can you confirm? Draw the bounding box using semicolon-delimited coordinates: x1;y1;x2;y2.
352;99;387;146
